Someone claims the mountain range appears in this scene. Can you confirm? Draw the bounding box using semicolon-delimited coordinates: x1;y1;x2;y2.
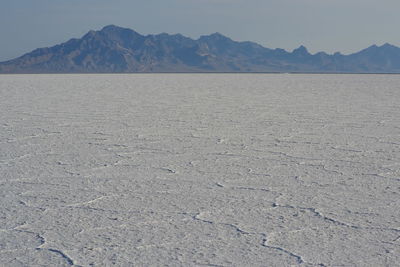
1;25;400;73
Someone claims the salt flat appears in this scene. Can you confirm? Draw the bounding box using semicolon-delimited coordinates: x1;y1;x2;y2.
0;74;399;267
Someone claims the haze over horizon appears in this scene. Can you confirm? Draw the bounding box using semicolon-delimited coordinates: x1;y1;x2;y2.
1;0;400;61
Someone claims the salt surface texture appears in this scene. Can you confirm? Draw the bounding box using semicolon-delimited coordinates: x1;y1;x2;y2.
0;74;399;266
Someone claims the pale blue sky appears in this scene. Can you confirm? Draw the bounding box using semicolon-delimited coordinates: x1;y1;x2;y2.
1;0;399;61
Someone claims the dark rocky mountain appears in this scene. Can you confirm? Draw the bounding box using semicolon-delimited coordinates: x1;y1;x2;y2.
1;25;400;73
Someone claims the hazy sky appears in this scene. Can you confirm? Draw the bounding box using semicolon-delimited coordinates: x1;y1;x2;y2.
1;0;399;61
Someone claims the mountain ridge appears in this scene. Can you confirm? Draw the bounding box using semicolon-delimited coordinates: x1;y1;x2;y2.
1;25;400;73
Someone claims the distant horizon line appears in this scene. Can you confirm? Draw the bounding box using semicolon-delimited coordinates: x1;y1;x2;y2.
2;72;400;75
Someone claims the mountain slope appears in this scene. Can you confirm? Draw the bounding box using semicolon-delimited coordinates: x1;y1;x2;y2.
1;25;400;73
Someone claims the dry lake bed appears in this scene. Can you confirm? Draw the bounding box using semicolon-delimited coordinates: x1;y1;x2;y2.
1;74;399;266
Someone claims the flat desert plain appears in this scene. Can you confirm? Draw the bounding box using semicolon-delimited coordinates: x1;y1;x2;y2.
0;74;399;266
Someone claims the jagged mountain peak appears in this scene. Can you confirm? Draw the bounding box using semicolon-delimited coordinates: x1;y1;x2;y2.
100;24;139;33
101;24;121;31
380;43;399;50
209;32;227;38
292;45;310;55
356;43;400;55
199;32;232;42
